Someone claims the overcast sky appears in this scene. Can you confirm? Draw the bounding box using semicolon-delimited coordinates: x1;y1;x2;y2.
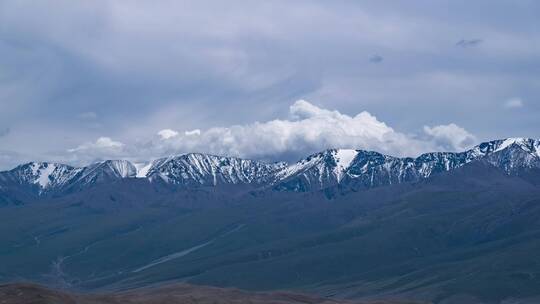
0;0;539;169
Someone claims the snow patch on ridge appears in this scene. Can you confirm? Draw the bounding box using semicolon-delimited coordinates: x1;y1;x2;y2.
495;138;527;153
333;149;358;182
276;153;323;181
135;162;153;178
31;163;57;188
107;160;136;178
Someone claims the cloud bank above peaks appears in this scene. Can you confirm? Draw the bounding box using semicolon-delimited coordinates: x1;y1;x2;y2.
65;100;477;164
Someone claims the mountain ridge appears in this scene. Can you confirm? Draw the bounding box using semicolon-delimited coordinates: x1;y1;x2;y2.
1;139;540;303
1;137;539;202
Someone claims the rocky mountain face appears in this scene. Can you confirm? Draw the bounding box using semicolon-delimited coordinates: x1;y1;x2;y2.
273;138;540;192
64;160;138;193
0;162;80;199
272;149;359;192
1;138;539;202
1;139;540;304
1;158;539;304
0;160;137;203
145;153;286;187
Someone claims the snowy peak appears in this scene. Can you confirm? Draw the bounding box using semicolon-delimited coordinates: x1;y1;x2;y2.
334;149;359;181
476;138;540;173
1;138;539;199
146;153;285;187
28;162;58;188
277;149;357;179
9;162;80;192
0;160;137;198
273;138;540;192
494;138;540;157
99;160;137;178
495;138;531;152
273;149;360;191
469;138;540;157
134;162;153;178
69;160;137;187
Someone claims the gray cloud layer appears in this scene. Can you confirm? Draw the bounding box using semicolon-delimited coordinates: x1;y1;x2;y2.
0;1;539;169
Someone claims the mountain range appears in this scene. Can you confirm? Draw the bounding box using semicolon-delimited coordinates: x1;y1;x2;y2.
1;137;539;204
1;137;540;304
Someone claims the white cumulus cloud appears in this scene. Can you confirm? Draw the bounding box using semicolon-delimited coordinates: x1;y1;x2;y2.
185;129;201;136
423;123;477;151
68;137;124;152
157;129;179;139
65;100;477;164
66;137;126;164
141;100;429;161
137;100;476;161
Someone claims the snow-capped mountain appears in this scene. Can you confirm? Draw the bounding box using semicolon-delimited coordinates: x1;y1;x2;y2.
69;160;137;186
470;138;540;173
0;162;81;195
0;138;538;202
272;138;540;192
145;153;286;187
272;149;359;191
0;160;137;201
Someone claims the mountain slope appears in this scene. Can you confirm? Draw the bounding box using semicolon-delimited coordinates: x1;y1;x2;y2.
145;153;286;188
0;283;415;304
274;138;540;192
0;160;137;203
64;160;137;193
0;161;539;303
0;162;82;203
0;138;539;202
273;149;359;192
0;162;81;193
